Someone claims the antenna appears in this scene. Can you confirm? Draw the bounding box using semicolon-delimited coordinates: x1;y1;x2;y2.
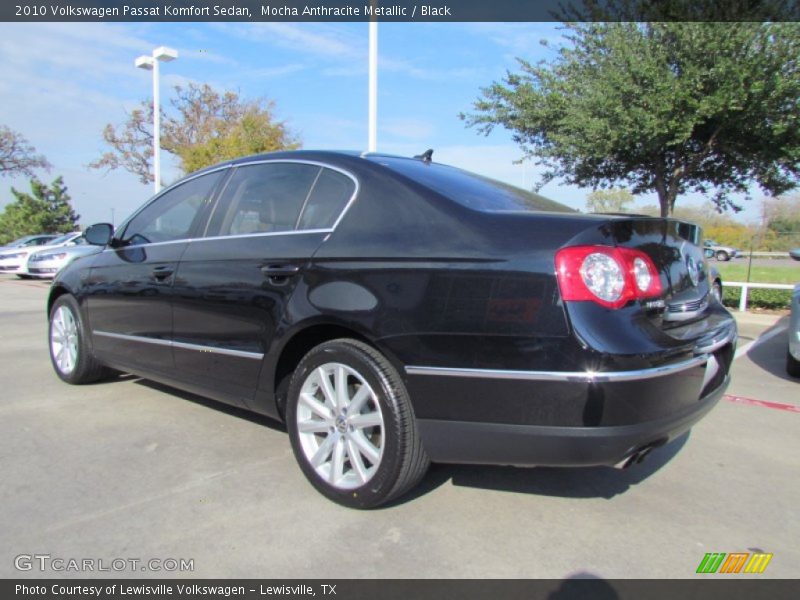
414;149;434;163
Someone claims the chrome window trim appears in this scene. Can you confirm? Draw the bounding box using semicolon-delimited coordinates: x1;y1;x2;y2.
107;159;359;251
101;228;334;251
93;330;264;360
405;354;710;383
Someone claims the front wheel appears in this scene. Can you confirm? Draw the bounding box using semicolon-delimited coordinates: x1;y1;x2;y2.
716;250;730;261
49;295;111;384
286;339;429;508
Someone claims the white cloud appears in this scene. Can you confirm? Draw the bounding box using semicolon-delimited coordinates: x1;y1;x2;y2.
212;22;364;59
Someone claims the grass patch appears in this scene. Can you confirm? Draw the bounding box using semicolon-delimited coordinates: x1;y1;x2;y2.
715;263;799;284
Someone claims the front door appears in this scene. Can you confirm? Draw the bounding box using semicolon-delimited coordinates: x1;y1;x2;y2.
86;170;226;375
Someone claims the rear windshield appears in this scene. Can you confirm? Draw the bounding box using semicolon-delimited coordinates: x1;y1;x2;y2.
373;157;574;213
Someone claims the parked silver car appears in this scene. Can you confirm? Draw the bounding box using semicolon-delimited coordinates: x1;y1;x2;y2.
703;239;740;261
27;241;102;279
787;284;800;378
0;232;83;277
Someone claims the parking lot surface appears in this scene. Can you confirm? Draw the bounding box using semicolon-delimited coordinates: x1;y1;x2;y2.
1;275;797;579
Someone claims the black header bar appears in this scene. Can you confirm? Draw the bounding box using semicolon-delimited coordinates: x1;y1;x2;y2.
5;579;800;600
3;0;800;22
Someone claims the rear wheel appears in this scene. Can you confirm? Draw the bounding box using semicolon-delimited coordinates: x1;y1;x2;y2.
716;250;730;261
286;339;429;508
787;350;800;378
49;295;111;384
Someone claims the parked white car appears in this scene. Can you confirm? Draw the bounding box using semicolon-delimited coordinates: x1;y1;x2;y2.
0;233;59;255
0;232;84;277
27;241;101;279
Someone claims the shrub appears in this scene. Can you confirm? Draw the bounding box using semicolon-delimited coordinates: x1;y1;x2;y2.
722;286;792;310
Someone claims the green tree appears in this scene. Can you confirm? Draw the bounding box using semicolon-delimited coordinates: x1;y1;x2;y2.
90;83;301;185
0;125;51;178
0;177;79;244
462;17;800;217
585;188;634;213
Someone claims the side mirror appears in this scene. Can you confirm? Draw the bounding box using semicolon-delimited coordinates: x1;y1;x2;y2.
704;248;715;259
85;223;114;246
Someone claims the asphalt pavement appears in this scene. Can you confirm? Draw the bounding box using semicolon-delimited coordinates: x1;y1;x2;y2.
0;275;797;579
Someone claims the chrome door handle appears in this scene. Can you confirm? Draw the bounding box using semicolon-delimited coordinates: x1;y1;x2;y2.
261;264;300;277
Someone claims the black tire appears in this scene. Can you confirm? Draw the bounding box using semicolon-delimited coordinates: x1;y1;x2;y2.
787;350;800;378
48;294;111;384
286;338;429;509
716;250;729;261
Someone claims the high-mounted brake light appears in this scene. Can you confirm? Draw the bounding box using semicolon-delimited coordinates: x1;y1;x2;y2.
555;245;663;309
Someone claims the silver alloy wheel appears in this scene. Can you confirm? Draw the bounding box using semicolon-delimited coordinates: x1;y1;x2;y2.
296;362;384;490
51;305;79;375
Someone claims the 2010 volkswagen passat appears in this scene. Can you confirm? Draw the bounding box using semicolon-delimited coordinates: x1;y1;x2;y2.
47;151;736;508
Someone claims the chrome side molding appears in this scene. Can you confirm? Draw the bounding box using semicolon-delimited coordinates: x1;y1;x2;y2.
405;354;709;383
93;330;264;360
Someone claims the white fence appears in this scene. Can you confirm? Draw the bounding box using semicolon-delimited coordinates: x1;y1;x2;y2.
743;252;791;259
725;281;796;312
745;252;791;258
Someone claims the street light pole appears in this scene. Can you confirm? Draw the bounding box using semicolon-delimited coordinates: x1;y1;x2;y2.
152;56;161;193
135;46;178;194
368;18;378;152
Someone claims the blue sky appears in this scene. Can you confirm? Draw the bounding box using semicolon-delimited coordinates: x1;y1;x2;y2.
0;21;762;226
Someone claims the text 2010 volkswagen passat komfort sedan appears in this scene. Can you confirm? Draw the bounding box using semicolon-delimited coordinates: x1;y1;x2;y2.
47;151;736;508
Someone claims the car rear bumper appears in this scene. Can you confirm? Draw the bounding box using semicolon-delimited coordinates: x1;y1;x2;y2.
405;322;735;466
416;374;728;466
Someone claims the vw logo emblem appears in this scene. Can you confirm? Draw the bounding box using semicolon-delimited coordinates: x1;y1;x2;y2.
686;255;699;287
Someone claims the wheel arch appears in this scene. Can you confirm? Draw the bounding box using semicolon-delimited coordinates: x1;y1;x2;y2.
271;321;402;421
47;284;73;317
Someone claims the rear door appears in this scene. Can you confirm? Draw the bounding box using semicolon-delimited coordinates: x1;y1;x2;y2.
86;170;226;374
170;161;356;408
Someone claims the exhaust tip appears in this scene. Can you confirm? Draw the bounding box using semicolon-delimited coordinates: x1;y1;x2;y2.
613;439;666;469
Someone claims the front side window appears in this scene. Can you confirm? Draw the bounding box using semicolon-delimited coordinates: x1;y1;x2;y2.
122;171;223;246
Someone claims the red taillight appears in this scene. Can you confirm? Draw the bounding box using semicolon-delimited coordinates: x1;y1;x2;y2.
555;245;663;309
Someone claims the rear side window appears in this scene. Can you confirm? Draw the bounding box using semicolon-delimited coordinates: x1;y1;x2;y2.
297;169;355;230
213;163;320;236
375;157;574;213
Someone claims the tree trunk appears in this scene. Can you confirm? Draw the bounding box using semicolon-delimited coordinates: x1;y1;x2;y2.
654;172;670;217
654;169;679;217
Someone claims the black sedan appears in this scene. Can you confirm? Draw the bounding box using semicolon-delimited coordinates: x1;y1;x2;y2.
47;151;736;508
